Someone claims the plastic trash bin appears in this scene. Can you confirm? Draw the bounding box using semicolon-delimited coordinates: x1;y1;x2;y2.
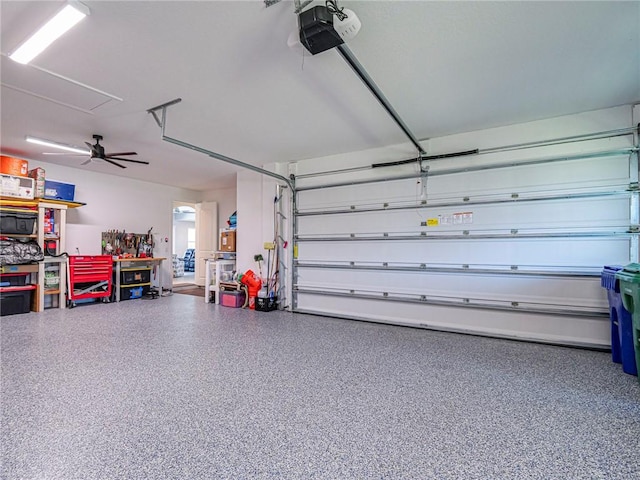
616;263;640;383
601;266;637;375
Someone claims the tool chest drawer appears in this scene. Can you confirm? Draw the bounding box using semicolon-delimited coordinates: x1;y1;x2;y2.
69;255;112;280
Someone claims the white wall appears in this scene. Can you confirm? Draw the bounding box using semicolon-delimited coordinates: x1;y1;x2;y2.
29;160;201;286
201;185;237;233
236;171;264;275
235;167;289;285
173;220;195;256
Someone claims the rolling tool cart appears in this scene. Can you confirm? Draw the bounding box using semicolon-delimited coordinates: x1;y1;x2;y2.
67;255;113;308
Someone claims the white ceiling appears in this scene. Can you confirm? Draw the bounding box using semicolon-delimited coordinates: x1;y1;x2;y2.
1;1;639;191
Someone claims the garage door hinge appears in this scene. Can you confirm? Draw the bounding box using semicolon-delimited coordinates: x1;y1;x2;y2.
629;225;639;233
629;182;639;191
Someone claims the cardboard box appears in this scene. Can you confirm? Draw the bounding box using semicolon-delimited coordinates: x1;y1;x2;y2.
220;230;236;252
0;174;34;199
28;167;45;180
28;168;45;198
44;180;75;201
32;179;45;198
0;156;28;177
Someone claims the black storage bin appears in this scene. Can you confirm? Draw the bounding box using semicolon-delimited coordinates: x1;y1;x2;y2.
0;212;37;235
120;285;150;301
0;273;28;287
256;296;278;312
0;287;34;315
120;269;151;284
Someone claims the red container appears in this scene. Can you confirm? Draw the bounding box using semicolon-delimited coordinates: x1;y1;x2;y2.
240;270;262;310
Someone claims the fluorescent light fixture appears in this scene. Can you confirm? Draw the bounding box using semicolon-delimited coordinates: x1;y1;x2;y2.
9;1;89;65
26;136;90;154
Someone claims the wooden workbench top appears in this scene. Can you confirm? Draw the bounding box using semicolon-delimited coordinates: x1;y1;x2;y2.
112;257;166;262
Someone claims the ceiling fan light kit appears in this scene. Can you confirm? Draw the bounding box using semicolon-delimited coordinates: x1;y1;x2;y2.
9;1;90;65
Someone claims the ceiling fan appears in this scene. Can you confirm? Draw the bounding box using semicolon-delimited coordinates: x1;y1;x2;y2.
40;134;149;169
82;134;149;169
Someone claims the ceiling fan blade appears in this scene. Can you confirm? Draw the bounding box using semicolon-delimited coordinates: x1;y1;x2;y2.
107;156;149;165
103;158;127;169
81;158;91;165
84;141;98;156
105;151;137;157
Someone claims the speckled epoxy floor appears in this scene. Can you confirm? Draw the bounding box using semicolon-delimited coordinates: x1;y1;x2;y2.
1;294;639;479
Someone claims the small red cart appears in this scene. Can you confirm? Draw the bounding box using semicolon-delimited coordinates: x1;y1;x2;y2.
67;255;113;308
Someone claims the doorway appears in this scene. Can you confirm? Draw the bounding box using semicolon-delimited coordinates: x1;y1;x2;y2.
172;202;196;286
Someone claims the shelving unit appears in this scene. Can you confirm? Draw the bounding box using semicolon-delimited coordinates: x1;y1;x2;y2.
39;201;66;310
1;197;84;312
205;254;236;304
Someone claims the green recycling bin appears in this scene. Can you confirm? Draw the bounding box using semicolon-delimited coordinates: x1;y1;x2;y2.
616;263;640;384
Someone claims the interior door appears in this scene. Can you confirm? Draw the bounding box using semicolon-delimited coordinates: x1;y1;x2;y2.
194;201;218;286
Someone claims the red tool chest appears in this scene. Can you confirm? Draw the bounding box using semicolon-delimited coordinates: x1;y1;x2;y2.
67;255;113;307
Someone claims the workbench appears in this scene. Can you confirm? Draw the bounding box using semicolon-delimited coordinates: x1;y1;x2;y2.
113;257;165;302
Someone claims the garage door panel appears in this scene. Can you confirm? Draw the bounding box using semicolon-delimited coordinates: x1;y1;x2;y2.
297;196;631;235
297;155;632;211
297;237;631;267
295;293;610;348
296;267;606;309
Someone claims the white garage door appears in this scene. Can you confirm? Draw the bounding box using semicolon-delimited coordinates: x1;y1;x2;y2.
291;108;638;348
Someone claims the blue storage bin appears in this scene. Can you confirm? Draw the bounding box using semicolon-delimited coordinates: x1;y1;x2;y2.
120;285;147;300
601;265;637;376
44;180;75;201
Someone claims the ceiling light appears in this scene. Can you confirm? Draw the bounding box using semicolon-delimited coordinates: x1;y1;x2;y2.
9;1;89;65
26;136;90;154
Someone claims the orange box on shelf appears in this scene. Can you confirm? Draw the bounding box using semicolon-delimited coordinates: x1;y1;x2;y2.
0;156;28;177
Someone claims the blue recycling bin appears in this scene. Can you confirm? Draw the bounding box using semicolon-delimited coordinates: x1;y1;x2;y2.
601;265;637;376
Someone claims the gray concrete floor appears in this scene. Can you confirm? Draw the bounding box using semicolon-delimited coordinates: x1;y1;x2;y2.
2;294;639;479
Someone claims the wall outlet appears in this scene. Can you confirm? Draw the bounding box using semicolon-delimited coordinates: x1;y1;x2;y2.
263;242;275;250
